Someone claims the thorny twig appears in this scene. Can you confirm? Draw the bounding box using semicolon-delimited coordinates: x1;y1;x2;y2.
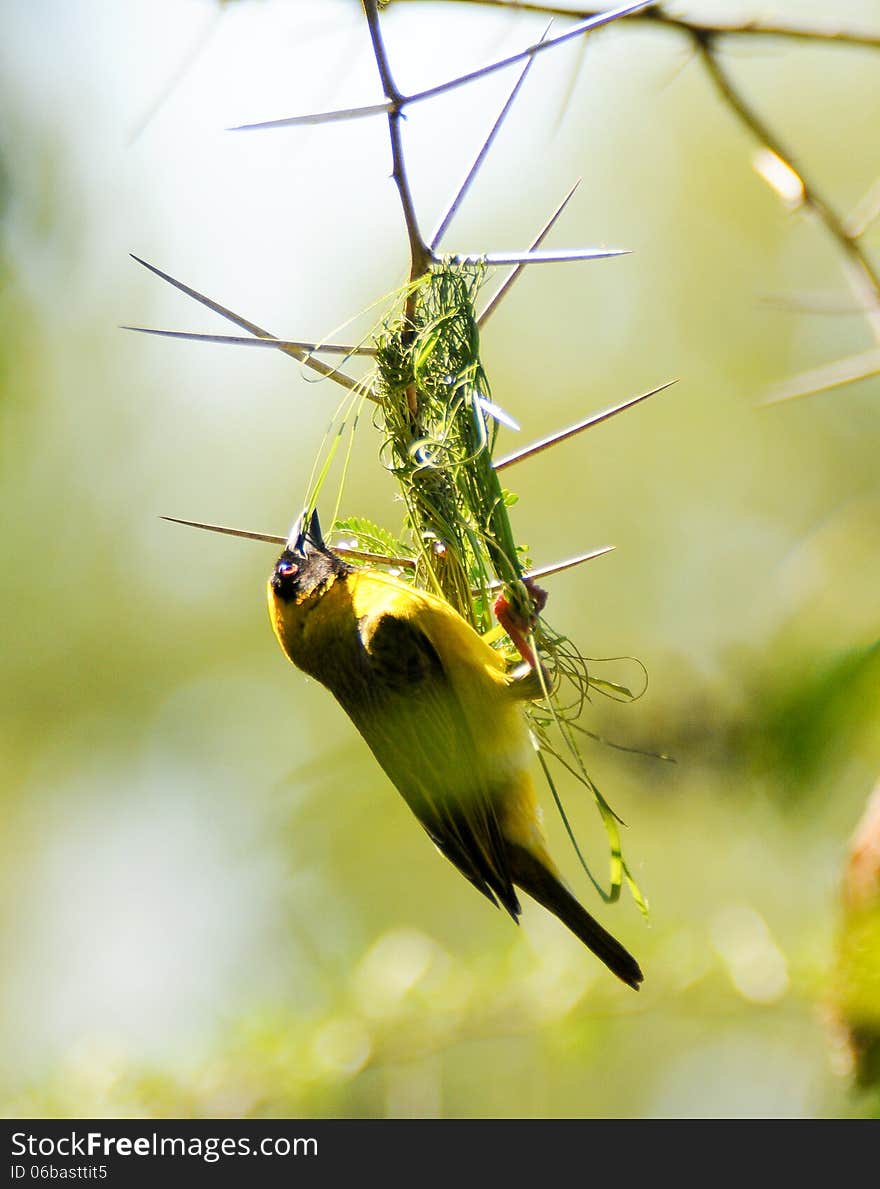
693;28;880;400
393;0;880;403
147;2;667;909
364;0;431;281
358;0;637;421
232;2;655;130
695;36;878;302
363;0;429;420
136;4;880;405
133;3;648;407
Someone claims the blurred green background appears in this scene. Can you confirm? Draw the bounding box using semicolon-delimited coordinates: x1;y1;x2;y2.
2;0;879;1118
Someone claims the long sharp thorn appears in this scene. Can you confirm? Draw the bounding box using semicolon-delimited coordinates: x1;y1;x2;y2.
403;1;655;106
122;326;376;356
478;179;581;328
495;380;677;471
159;513;286;544
129;255;368;396
162;514;608;580
130;254;273;337
484;546;615;591
161;516;287;545
430;22;552;251
450;248;628;266
230;101;392;132
231;2;654;132
525;545;616;582
160;516;416;570
761;348;880;406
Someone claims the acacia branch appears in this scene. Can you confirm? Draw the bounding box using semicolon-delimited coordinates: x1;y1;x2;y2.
389;0;880;401
695;35;880;311
233;2;654;130
391;1;880;51
694;33;880;395
363;0;431;279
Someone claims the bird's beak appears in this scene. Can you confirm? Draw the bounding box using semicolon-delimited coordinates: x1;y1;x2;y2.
286;509;325;558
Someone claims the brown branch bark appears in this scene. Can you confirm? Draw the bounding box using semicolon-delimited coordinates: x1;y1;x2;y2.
392;1;880;51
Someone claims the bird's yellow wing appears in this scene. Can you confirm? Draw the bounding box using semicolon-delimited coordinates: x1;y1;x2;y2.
341;605;522;920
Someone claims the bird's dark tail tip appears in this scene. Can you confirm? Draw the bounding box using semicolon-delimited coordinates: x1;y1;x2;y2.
508;844;644;990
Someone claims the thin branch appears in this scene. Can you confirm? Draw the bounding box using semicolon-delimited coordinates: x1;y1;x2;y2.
761;347;880;406
380;1;880;363
122;326;376;356
129;255;368;396
364;0;431;278
477;178;581;327
695;39;880;318
495;380;676;471
231;1;655;131
391;1;880;51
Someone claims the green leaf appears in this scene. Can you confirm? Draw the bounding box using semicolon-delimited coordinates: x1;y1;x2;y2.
332;515;410;559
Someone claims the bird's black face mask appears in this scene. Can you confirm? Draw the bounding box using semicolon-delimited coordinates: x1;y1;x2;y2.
270;510;351;604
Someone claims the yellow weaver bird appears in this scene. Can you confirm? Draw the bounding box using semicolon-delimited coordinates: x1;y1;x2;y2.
268;511;642;989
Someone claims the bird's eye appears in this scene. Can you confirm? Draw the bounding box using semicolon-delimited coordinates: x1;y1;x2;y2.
277;561;299;579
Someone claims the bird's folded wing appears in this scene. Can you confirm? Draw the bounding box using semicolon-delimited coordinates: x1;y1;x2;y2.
351;611;521;920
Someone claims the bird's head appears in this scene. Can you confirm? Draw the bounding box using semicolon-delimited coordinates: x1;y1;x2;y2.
269;510;352;608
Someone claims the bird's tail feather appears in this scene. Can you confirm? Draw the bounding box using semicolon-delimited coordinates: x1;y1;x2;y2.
508;844;643;990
